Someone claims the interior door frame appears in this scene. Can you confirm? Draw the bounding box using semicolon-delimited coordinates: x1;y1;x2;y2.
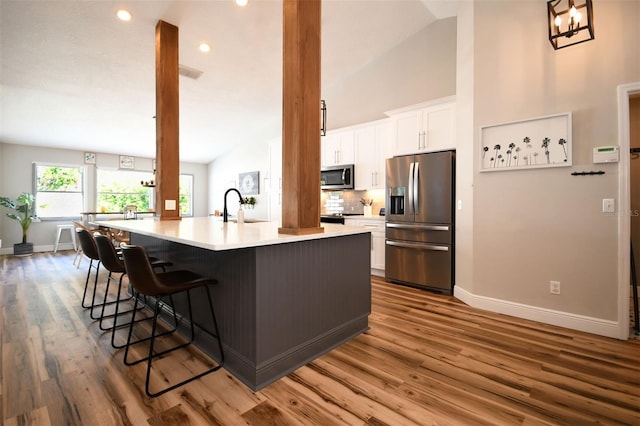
617;82;640;339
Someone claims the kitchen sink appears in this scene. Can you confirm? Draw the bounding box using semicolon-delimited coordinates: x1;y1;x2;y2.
229;218;267;223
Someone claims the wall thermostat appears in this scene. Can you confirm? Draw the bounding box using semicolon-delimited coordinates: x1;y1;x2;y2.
593;146;619;163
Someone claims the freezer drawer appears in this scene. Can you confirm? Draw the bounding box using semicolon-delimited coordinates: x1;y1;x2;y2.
385;239;452;293
386;222;452;245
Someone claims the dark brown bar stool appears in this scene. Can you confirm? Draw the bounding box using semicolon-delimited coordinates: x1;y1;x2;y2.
121;244;224;398
77;228;141;322
93;234;171;348
76;228;109;315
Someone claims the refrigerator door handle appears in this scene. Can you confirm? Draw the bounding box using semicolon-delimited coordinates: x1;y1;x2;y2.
413;161;419;213
386;223;449;231
408;162;415;214
386;240;449;252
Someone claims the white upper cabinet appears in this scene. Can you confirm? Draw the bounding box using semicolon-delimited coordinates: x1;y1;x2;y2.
322;129;355;167
387;96;456;156
354;120;391;190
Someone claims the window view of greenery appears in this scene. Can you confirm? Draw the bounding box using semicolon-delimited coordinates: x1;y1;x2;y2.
97;169;154;213
179;174;193;216
35;165;84;218
97;170;193;216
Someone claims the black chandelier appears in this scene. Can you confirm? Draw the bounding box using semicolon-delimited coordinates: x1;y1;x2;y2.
547;0;595;50
321;100;327;136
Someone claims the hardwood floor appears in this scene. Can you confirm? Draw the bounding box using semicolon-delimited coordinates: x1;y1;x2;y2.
1;251;639;425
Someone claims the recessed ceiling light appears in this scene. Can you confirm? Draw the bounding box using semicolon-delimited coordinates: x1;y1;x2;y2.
198;43;211;53
117;9;132;22
235;0;248;6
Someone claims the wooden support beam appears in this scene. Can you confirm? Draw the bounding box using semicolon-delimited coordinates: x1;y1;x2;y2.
279;0;323;235
155;20;181;221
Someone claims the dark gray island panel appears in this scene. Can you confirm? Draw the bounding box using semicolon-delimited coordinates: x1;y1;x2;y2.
132;231;371;390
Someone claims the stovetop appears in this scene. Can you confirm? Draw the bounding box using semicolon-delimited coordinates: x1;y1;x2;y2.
320;213;363;217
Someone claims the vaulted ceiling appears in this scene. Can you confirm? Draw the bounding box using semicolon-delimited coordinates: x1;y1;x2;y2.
0;0;456;163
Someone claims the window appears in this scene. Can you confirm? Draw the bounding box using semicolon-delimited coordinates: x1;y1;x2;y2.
179;174;193;217
96;169;194;216
34;164;84;219
97;169;154;212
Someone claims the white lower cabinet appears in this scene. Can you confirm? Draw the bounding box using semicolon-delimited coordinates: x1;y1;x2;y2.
345;218;385;274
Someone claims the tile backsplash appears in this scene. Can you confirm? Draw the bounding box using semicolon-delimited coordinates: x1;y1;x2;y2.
321;189;385;215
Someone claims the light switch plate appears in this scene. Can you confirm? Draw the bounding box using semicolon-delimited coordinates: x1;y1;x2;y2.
165;199;176;210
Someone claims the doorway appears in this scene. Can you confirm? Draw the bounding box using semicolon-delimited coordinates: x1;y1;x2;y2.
617;82;640;340
630;94;639;335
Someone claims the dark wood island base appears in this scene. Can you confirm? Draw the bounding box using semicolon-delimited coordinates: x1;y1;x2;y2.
132;231;371;391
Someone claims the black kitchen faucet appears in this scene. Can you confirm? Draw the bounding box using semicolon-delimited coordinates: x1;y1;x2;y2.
223;188;243;222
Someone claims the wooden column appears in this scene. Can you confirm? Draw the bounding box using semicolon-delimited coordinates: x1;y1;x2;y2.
155;20;181;221
279;0;323;235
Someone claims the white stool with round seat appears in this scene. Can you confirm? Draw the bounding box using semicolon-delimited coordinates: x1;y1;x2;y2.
54;224;77;253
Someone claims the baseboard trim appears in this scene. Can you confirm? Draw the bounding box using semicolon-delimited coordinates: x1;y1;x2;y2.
454;286;622;339
0;244;69;255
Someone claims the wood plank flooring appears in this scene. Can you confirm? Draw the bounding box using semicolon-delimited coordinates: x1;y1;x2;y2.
1;251;639;425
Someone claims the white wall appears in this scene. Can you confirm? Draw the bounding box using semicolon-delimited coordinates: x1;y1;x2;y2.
0;142;208;253
324;17;457;130
455;0;640;337
455;0;475;294
208;139;271;221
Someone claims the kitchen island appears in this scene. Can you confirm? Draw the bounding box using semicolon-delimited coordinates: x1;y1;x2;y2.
99;217;372;391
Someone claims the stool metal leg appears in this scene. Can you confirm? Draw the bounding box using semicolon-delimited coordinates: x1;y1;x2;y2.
144;288;224;398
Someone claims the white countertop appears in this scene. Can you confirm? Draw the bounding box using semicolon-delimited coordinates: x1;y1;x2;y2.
97;217;371;251
342;215;385;222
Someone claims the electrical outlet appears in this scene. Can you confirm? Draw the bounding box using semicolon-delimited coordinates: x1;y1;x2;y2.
602;198;615;213
550;280;561;295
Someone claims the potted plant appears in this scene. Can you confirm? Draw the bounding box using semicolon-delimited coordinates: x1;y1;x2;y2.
0;192;37;255
242;197;257;209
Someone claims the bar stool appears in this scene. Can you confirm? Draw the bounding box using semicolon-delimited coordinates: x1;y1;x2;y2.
94;234;172;348
73;221;109;268
121;244;224;398
54;224;77;253
76;228;131;319
76;228;103;311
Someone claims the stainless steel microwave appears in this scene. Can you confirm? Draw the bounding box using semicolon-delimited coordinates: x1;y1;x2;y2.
321;164;354;190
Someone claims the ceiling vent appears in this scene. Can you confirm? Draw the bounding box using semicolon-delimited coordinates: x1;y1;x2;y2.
178;64;203;80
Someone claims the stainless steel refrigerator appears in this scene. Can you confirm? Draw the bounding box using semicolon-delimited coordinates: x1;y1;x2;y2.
385;150;455;294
